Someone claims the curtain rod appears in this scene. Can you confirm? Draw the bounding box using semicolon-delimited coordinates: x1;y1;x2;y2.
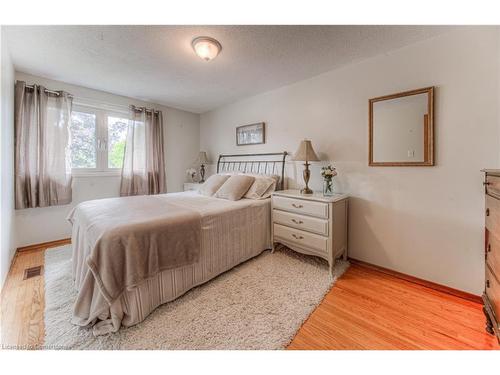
24;84;74;98
130;105;160;114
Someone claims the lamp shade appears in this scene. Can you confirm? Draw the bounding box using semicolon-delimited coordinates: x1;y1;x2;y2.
292;140;320;162
196;151;209;164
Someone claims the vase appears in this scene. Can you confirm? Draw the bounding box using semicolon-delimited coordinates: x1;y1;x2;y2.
323;179;334;196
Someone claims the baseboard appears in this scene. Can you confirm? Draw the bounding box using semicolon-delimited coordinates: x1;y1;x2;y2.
349;258;483;304
17;238;71;253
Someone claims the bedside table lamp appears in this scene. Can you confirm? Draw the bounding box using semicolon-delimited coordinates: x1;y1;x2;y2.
292;140;320;195
196;151;210;183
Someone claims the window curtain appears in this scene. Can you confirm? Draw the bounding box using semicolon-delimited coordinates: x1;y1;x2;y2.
120;106;166;196
14;81;73;209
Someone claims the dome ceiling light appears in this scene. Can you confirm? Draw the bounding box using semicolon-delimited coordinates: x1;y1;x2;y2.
191;36;222;62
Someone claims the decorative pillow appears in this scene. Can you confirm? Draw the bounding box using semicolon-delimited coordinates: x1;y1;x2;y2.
214;175;255;201
260;180;277;199
244;176;275;199
198;174;231;196
240;172;280;186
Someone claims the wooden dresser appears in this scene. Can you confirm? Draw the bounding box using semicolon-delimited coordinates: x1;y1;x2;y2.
483;169;500;342
271;190;348;275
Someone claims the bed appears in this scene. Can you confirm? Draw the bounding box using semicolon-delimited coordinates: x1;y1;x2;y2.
69;152;287;336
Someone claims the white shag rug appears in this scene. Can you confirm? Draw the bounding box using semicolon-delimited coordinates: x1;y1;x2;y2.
44;245;348;350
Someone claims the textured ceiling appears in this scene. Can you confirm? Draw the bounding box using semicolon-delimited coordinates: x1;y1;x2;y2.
4;25;452;113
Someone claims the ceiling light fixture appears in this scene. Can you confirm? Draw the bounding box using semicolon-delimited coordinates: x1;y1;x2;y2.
191;36;222;62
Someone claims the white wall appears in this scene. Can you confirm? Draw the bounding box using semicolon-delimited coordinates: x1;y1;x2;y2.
0;29;16;290
201;27;500;295
14;72;200;248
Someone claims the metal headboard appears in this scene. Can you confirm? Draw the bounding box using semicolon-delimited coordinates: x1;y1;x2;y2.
217;152;288;190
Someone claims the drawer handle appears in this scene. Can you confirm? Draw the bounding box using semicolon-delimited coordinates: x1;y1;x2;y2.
487;244;491;253
291;219;303;224
486;280;490;288
292;203;303;209
483;182;491;186
292;234;304;240
486;208;490;216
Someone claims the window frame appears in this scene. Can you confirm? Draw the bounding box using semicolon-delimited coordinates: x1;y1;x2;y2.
70;103;129;177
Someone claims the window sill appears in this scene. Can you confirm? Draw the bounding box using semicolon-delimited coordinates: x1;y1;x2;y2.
72;170;122;178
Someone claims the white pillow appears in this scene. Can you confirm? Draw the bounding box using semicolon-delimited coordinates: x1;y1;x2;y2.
198;174;230;196
244;176;275;199
239;172;280;185
260;180;277;199
214;175;255;201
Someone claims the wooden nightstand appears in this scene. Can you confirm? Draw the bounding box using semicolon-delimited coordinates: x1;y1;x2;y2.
271;189;349;275
183;182;201;192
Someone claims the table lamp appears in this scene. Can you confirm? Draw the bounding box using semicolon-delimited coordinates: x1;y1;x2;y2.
196;151;210;183
292;140;320;194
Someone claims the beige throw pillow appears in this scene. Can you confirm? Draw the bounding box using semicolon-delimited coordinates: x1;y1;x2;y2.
198;174;231;196
244;176;275;199
240;172;280;184
260;180;277;199
214;175;255;201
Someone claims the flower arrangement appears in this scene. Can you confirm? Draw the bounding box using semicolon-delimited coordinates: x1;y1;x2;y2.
320;165;337;196
186;168;197;182
321;165;337;179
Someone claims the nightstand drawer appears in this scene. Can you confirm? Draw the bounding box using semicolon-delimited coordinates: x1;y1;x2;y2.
272;196;328;219
273;209;328;236
273;224;328;254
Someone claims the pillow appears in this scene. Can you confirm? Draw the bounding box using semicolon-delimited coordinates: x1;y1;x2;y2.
239;172;280;186
260;180;277;199
244;176;275;199
198;174;231;196
214;175;255;201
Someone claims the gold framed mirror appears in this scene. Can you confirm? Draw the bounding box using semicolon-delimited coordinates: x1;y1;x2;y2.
369;86;434;166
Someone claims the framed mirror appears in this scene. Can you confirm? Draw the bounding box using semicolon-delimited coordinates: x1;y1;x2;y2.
369;87;434;166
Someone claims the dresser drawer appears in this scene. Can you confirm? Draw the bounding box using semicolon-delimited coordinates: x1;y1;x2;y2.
273;209;328;236
486;195;500;235
487;229;500;278
272;196;328;219
486;175;500;199
486;264;500;321
273;224;328;255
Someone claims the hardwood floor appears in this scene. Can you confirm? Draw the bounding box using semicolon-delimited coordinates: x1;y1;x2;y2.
1;249;45;349
288;264;500;350
1;245;498;350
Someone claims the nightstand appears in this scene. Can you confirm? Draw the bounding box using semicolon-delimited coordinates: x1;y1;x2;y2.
183;182;201;192
271;189;349;275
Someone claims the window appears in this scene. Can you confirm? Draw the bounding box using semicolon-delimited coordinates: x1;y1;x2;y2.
70;105;129;175
107;116;128;169
70;110;97;169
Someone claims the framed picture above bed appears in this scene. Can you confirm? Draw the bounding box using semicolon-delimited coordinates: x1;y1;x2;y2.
236;122;265;146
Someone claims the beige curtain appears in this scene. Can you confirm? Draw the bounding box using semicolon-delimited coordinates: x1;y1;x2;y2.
120;106;166;196
14;81;73;209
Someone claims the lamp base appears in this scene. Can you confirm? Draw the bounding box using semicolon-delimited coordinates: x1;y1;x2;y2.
300;187;313;195
199;164;206;183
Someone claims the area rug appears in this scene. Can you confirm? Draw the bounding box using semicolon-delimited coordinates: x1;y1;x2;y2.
44;245;349;350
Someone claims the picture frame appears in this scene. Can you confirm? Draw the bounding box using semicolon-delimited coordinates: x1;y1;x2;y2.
236;122;265;146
